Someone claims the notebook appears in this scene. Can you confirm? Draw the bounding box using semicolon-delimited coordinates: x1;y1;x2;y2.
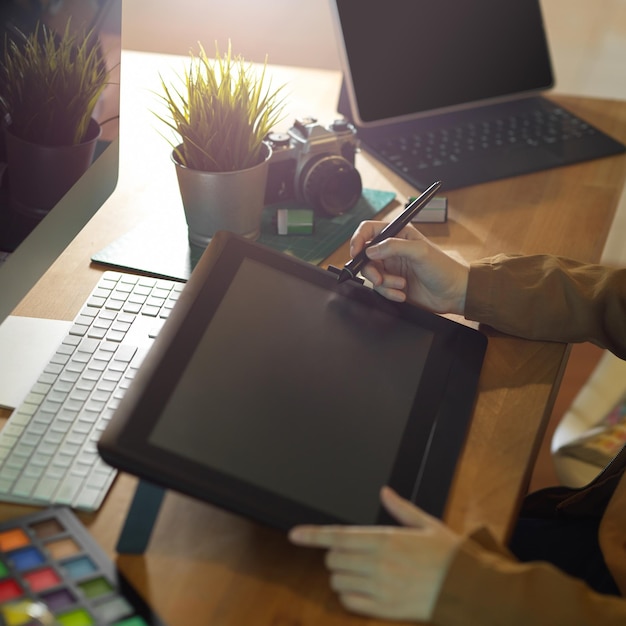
330;0;625;190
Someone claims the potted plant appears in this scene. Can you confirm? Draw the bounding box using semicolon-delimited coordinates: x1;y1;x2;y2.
0;20;110;221
156;42;286;246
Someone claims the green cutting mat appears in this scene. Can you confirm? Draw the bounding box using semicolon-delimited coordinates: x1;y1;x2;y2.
258;188;396;264
92;188;396;281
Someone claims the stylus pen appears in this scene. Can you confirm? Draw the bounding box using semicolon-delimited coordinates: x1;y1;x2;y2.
337;180;442;284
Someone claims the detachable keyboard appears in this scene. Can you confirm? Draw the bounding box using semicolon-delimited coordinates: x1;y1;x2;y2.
0;271;184;511
355;96;626;191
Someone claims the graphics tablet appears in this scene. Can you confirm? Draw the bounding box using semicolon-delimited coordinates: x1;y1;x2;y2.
98;232;487;529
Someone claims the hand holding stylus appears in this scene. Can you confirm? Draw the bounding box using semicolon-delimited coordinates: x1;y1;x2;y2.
337;181;442;284
347;213;470;315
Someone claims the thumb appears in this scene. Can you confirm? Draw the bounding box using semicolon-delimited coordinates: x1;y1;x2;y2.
381;486;436;529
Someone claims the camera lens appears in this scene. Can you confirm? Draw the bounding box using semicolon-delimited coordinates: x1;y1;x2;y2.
299;155;362;216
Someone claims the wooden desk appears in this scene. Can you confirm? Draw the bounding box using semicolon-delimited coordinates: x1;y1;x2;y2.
3;50;626;625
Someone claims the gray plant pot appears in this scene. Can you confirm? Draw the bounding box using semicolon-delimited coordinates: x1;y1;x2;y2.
5;118;101;214
172;142;272;248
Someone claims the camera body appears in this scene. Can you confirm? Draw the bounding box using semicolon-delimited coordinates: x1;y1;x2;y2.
264;117;362;216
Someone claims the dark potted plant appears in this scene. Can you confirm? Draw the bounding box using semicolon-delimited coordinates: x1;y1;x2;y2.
0;21;110;220
156;42;286;246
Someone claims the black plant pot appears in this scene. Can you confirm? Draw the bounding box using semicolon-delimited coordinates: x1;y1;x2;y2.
4;118;101;216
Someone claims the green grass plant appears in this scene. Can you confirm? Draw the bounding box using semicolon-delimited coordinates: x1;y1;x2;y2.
0;21;110;146
156;42;286;172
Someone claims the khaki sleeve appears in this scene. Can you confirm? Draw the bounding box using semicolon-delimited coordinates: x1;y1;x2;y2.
464;255;626;359
432;533;626;626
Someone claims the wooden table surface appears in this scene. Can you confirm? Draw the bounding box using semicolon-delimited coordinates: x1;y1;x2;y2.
2;51;626;625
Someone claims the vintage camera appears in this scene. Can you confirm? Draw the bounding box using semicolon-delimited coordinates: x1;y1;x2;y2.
264;117;362;216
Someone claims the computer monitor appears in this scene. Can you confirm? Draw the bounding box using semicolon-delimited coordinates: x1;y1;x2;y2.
0;0;121;327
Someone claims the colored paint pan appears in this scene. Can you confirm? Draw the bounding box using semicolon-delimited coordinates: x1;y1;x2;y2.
0;507;166;625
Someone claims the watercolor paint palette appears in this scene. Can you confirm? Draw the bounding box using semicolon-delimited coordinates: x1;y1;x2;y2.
0;507;165;626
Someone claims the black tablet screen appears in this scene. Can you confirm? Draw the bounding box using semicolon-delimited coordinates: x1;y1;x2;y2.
149;258;433;522
333;0;553;124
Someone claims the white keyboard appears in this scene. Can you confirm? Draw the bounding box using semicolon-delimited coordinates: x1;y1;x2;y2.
0;271;184;511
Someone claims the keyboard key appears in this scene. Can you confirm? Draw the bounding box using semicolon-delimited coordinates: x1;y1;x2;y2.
114;346;137;363
87;327;107;340
69;323;89;337
59;371;80;384
32;478;61;500
105;330;126;342
87;296;107;308
3;424;25;438
78;338;100;353
12;476;37;498
55;476;84;505
75;486;105;510
23;464;45;479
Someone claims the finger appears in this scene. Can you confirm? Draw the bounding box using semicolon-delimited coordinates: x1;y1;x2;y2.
371;285;407;303
380;487;435;528
326;549;375;574
338;592;382;618
330;572;377;597
360;262;384;287
378;273;407;291
366;235;428;264
352;220;422;257
289;526;379;551
349;221;387;257
360;264;407;292
352;220;388;242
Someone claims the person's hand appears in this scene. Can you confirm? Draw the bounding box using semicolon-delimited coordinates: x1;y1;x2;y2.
350;221;469;315
288;487;462;622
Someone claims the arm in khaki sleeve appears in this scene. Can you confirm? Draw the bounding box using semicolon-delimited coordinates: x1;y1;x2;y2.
433;529;626;626
465;255;626;358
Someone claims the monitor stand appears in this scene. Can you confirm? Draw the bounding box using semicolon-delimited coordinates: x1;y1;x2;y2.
0;316;71;410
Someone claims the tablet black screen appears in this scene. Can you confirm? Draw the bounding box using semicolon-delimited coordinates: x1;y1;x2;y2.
149;258;433;522
332;0;553;124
